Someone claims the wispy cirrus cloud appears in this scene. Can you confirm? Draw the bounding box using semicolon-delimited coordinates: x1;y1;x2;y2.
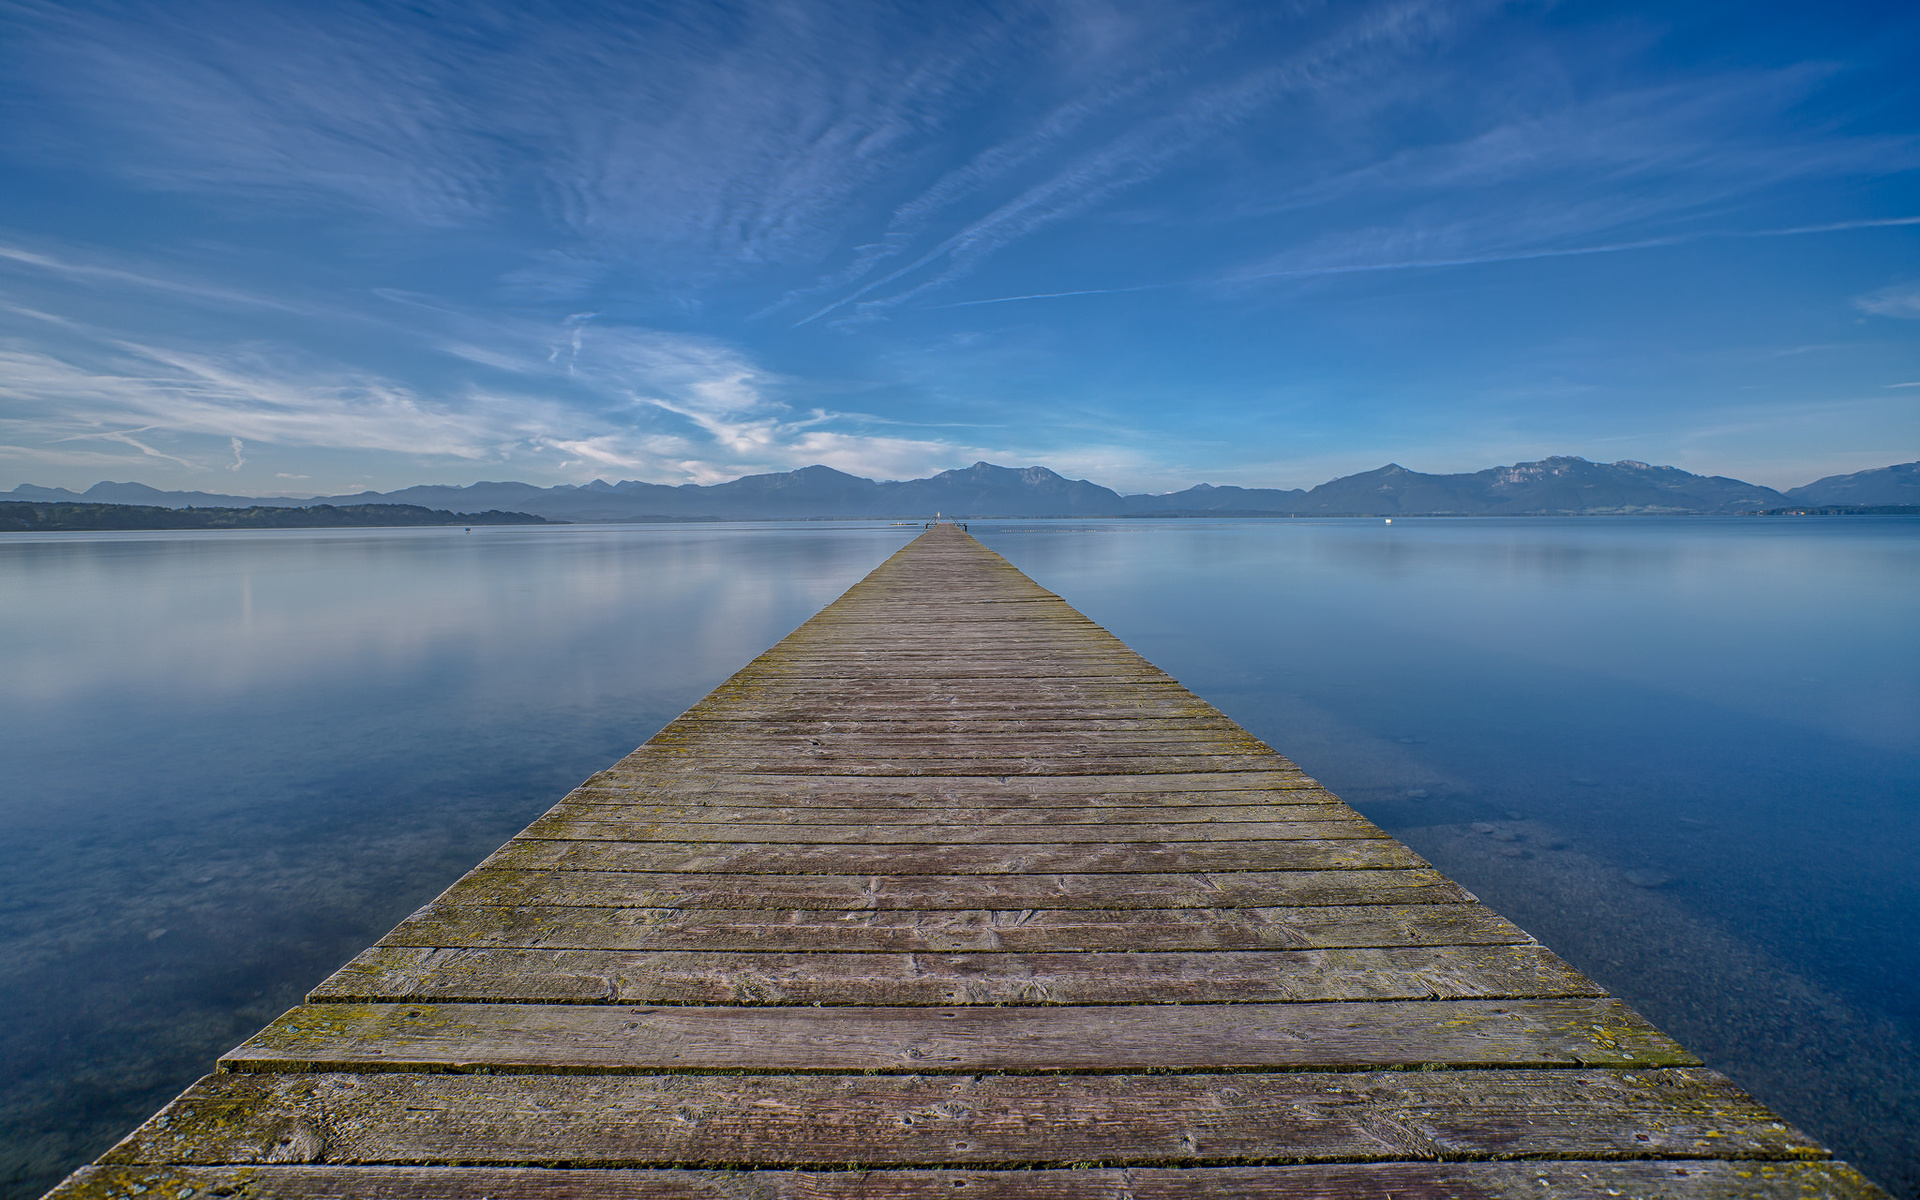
1231;60;1911;216
0;292;1002;484
1;0;1914;493
1216;215;1920;292
10;0;1910;322
927;215;1920;309
5;0;1071;276
5;0;1512;316
910;56;1920;313
1856;281;1920;319
794;0;1490;324
0;241;323;314
0;222;1006;482
0;343;515;463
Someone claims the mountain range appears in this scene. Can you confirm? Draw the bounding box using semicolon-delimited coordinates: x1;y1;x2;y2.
9;457;1919;520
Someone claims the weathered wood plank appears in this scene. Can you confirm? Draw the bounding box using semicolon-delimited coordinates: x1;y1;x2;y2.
688;683;1204;705
52;1161;1891;1200
479;838;1428;875
702;671;1186;686
540;803;1351;828
220;999;1694;1074
588;768;1316;789
738;650;1167;665
600;754;1297;777
692;676;1199;691
561;789;1339;813
105;1068;1797;1168
677;699;1233;721
622;751;1290;772
657;727;1259;745
639;733;1278;756
704;659;1162;671
721;670;1180;685
310;945;1601;1006
675;694;1209;712
692;671;1199;686
430;866;1474;909
786;633;1138;644
664;717;1251;734
758;631;1145;642
774;622;1125;635
376;903;1527;954
516;816;1381;845
574;773;1326;801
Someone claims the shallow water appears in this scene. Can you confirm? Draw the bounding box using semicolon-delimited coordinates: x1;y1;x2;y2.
0;517;1915;1197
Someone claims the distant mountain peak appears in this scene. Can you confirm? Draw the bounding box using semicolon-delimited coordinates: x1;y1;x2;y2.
1784;460;1920;506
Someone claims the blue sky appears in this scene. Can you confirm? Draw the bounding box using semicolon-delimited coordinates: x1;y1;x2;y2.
0;0;1916;495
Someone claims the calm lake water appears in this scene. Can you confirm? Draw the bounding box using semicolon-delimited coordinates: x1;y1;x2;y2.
1;517;1915;1197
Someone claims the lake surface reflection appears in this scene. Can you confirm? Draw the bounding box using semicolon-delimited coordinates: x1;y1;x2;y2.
979;516;1919;1196
0;522;909;1198
1;517;1915;1197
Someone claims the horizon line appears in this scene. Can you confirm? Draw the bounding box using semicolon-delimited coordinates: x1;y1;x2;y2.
7;452;1914;500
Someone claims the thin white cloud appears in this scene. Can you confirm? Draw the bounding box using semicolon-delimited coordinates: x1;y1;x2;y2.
0;344;501;462
1234;62;1913;222
753;15;1196;320
0;303;1010;486
0;241;320;314
797;0;1484;324
0;440;211;472
74;428;202;471
4;0;1485;318
797;19;1920;320
2;0;1911;497
926;214;1920;308
1856;282;1920;320
4;1;1063;278
1218;216;1920;290
10;0;1909;326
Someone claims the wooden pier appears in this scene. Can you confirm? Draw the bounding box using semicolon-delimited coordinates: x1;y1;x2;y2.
53;524;1882;1198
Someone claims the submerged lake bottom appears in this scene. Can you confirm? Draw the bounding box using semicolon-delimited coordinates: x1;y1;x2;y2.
0;517;1915;1198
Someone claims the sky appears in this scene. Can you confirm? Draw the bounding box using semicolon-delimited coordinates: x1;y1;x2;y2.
0;0;1916;496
